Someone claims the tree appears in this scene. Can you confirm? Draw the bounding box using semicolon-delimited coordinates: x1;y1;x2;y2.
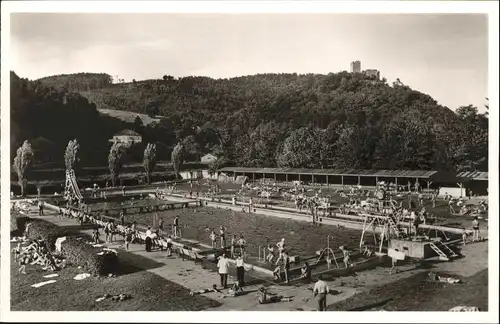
276;127;316;168
143;143;157;184
182;135;201;162
145;101;160;118
134;116;144;133
13;140;34;196
171;142;185;179
108;142;127;186
64;139;80;171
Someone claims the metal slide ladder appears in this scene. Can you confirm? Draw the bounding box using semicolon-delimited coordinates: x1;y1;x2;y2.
429;241;457;261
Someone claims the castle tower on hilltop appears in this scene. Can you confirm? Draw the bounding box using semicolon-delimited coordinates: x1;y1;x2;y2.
350;60;361;73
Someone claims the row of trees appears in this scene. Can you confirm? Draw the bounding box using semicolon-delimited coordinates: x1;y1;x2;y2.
13;138;186;196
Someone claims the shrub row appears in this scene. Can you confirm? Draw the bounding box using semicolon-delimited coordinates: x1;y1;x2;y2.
61;238;119;276
25;219;68;250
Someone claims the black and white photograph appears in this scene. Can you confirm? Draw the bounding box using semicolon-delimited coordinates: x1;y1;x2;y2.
1;1;498;322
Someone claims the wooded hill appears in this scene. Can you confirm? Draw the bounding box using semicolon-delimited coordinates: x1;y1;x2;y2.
11;71;488;172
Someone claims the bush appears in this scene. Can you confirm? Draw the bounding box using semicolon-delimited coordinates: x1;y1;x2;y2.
11;214;30;235
25;219;68;250
61;238;119;276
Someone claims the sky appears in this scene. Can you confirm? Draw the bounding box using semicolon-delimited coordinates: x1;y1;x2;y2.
10;13;489;111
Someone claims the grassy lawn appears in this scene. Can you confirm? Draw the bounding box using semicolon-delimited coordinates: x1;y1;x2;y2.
10;243;221;311
327;269;488;311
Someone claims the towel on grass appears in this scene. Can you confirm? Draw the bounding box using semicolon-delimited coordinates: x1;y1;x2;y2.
74;273;91;281
31;280;57;288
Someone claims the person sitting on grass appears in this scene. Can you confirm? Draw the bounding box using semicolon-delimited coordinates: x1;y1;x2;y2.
18;253;29;274
257;286;293;304
301;261;312;282
190;284;221;296
12;243;21;263
222;282;244;298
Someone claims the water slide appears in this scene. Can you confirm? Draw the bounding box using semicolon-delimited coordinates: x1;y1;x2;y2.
67;170;83;200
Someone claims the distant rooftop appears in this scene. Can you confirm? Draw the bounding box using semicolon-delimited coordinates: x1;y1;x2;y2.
114;129;141;137
218;167;438;179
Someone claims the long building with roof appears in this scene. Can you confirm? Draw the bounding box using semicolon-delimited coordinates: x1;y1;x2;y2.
216;167;488;196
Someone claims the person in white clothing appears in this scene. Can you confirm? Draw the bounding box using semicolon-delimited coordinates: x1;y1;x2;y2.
236;254;245;286
217;253;230;288
313;275;330;311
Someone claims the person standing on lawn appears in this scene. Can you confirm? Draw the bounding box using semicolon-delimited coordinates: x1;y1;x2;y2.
313;275;329;311
119;210;125;225
217;253;230;289
219;225;226;249
282;250;290;284
158;216;164;236
166;235;173;257
472;216;480;242
173;215;180;237
39;200;45;216
237;235;246;256
236;254;245;287
145;226;153;252
210;229;217;249
230;234;237;258
124;225;133;251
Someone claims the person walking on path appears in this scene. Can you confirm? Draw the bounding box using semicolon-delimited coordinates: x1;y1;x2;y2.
313;275;329;311
236;254;245;287
217;253;230;289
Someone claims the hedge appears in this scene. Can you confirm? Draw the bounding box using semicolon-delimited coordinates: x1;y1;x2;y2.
61;238;119;276
23;218;118;276
25;219;68;250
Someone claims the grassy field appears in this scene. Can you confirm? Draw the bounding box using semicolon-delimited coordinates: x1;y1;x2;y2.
10;243;221;311
326;269;488;311
98;108;162;125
